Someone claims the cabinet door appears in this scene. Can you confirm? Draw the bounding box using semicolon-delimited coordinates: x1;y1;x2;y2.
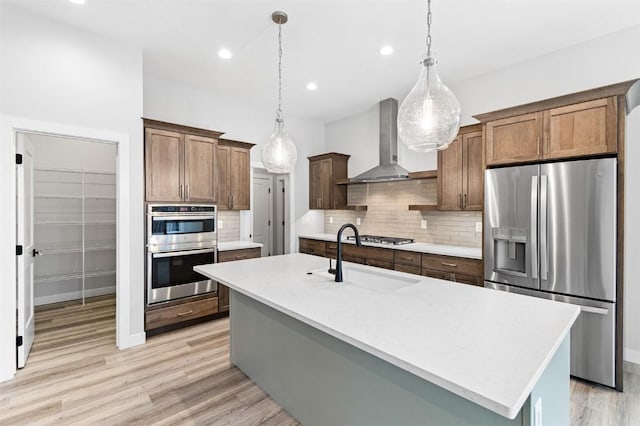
216;145;231;210
544;97;617;159
485;112;543;166
145;128;183;202
218;285;229;312
462;131;484;211
438;135;463;210
230;147;250;210
184;134;217;203
422;268;450;281
319;159;333;209
309;160;321;209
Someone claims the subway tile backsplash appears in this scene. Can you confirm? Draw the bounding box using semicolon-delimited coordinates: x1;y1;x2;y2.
324;180;482;248
217;210;241;242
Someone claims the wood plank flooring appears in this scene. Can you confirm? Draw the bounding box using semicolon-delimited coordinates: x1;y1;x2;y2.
1;295;638;425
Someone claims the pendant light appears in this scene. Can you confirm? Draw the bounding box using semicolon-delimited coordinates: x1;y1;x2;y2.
261;11;298;173
397;0;461;152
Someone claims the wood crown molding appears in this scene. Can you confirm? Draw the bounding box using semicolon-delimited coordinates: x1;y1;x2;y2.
473;79;640;123
142;118;224;139
218;138;256;150
307;152;351;161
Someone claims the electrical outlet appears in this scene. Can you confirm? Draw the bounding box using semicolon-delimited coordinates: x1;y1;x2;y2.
218;220;224;229
356;217;361;226
421;219;427;230
475;222;482;233
534;397;542;426
329;216;334;224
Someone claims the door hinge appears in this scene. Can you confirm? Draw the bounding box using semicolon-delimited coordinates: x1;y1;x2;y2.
16;154;23;165
282;220;285;226
268;220;271;226
16;336;23;347
268;188;271;194
16;245;23;256
282;187;285;193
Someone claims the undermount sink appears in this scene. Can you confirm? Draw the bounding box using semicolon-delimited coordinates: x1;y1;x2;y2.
307;265;420;292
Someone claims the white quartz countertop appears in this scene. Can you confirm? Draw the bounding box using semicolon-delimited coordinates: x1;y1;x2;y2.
298;233;482;259
217;241;263;251
195;253;579;419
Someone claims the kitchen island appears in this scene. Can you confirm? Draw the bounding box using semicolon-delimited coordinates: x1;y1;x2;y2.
195;253;579;426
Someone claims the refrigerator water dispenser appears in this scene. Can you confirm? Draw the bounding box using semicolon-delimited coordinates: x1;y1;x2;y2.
492;227;527;276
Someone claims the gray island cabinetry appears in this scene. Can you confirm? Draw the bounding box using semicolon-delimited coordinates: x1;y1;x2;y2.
196;254;579;426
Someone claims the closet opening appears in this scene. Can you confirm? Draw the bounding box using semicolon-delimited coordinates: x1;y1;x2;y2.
252;168;288;257
16;132;118;369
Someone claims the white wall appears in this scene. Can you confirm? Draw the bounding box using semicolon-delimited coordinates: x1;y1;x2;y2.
325;103;437;178
446;25;640;363
0;5;145;380
143;74;326;246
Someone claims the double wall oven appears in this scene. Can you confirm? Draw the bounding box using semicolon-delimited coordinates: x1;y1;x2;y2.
146;204;217;305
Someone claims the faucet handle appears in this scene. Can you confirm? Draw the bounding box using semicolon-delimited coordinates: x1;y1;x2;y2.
328;257;336;274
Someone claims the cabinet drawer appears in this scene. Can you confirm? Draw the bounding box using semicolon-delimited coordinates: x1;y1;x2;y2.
218;247;261;263
394;250;422;268
422;268;450;281
299;238;326;257
394;264;421;275
325;242;338;258
451;273;482;286
146;297;218;330
343;245;394;263
343;254;364;264
364;259;394;270
422;254;482;276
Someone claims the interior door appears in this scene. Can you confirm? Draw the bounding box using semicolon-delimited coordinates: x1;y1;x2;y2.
17;134;35;368
253;175;272;257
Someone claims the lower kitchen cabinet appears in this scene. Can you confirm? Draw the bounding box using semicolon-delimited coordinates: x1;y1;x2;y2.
145;294;218;331
217;247;262;312
422;253;483;286
299;238;327;257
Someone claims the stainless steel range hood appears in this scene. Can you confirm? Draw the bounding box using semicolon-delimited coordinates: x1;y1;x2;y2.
351;98;410;183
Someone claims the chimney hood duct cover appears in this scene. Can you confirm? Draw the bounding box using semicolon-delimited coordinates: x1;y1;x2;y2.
351;98;410;182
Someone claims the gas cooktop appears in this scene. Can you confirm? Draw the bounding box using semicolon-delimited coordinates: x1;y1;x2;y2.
346;235;415;245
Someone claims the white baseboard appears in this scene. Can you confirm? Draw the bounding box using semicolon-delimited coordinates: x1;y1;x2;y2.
0;368;15;383
34;286;116;306
624;348;640;365
118;332;145;349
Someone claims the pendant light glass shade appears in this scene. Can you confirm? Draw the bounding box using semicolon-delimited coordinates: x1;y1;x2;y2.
262;118;297;174
398;53;461;151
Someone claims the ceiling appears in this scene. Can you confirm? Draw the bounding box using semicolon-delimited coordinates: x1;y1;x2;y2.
6;0;640;123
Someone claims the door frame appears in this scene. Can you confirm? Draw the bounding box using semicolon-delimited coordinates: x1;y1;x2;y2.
0;116;138;382
252;170;274;256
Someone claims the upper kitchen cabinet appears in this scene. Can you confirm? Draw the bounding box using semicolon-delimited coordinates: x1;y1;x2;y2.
544;97;617;159
476;81;639;167
144;119;222;203
217;139;254;210
308;153;349;210
484;112;544;166
438;125;483;211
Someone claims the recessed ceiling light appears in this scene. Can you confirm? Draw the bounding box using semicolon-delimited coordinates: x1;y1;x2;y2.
306;82;318;91
218;49;232;60
379;45;393;56
69;0;85;4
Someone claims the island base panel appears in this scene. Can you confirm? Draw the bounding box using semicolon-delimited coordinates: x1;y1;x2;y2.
230;290;570;425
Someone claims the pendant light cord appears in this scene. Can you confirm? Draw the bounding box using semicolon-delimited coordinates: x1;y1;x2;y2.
426;0;432;57
276;21;284;122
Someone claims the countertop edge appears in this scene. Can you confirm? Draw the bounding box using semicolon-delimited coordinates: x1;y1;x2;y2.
217;241;263;251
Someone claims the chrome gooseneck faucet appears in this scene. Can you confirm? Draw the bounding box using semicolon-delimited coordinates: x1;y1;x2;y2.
335;223;361;282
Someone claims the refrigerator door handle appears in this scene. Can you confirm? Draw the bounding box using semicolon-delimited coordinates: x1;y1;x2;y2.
579;305;609;316
531;176;538;279
540;175;548;280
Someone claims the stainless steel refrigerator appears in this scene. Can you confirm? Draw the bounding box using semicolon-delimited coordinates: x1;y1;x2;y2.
484;157;617;388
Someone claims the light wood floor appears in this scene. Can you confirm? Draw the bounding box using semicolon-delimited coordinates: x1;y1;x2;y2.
1;295;638;425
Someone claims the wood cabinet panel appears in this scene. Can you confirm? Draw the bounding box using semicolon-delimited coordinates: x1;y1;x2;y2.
421;268;450;280
325;242;338;258
218;285;229;312
394;264;421;275
451;273;482;286
184;134;217;202
308;153;350;209
394;250;422;268
462;131;484;210
145;128;183;202
146;296;218;330
299;238;327;257
438;135;463;210
217;247;262;263
230;148;250;210
343;245;394;263
364;259;394;270
545;97;617;159
485;112;543;166
422;253;482;276
216;145;231;209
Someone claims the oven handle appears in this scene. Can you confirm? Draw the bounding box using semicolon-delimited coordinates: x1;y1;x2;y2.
151;215;215;221
152;248;216;258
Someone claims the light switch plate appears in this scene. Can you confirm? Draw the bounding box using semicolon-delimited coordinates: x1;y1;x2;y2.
329;216;334;224
356;217;361;226
475;222;482;233
421;220;427;230
219;220;224;229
